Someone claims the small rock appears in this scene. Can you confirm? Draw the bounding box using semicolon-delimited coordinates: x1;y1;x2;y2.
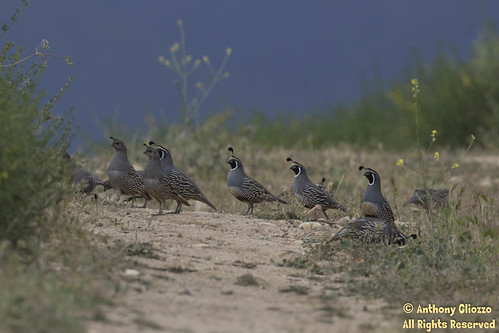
298;222;323;229
124;269;140;276
333;216;351;226
258;222;274;226
305;204;327;221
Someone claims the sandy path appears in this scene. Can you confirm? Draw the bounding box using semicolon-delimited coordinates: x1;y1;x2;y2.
87;205;401;333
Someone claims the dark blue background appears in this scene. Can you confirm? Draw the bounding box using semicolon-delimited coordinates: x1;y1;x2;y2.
3;0;498;150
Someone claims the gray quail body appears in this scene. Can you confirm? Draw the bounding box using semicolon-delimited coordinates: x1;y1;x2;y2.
404;188;449;210
107;137;150;207
149;141;217;213
327;217;414;245
359;166;395;224
287;158;346;219
64;152;104;195
227;147;287;215
143;144;190;214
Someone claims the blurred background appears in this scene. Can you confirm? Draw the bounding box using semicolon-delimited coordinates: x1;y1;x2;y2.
3;0;499;150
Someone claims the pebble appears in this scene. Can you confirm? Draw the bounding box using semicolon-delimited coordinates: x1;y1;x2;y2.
298;222;323;229
124;269;140;276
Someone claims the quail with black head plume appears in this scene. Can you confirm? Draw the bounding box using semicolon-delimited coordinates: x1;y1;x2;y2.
142;143;190;215
149;141;216;213
287;157;346;219
359;166;394;223
227;147;286;215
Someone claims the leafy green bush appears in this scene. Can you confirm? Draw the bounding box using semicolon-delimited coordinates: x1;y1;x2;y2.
0;41;72;245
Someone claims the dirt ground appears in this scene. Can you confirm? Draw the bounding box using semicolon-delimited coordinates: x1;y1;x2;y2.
86;203;405;333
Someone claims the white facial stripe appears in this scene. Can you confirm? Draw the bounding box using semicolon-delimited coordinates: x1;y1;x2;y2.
231;160;238;170
294;166;302;178
368;173;375;185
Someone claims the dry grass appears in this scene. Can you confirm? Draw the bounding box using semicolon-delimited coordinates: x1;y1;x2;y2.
86;140;498;315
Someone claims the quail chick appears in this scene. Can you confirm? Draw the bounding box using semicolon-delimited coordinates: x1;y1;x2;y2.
359;166;394;224
149;141;217;213
107;137;150;207
404;188;449;210
227;147;286;215
143;144;190;215
287;157;346;219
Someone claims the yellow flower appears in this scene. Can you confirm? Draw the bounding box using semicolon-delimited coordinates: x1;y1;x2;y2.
170;42;179;53
452;163;459;169
195;82;203;88
411;78;420;97
223;72;230;78
202;55;210;64
396;159;404;167
434;152;439;161
158;55;164;62
431;129;437;142
471;134;476;141
163;59;171;67
226;47;232;56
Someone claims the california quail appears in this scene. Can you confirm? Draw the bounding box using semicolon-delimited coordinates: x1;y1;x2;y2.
143;144;190;215
359;166;394;224
149;141;217;213
287;157;346;219
227;147;287;215
63;152;104;195
327;217;415;245
107;137;151;208
404;188;449;210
